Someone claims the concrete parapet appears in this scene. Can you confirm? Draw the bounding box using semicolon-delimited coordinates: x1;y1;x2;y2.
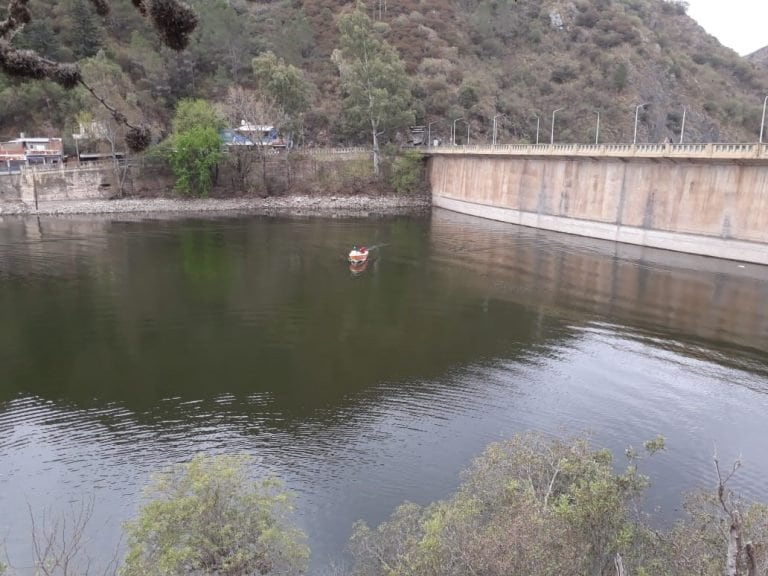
428;142;768;162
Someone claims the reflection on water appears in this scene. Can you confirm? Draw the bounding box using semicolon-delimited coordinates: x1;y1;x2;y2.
0;210;767;572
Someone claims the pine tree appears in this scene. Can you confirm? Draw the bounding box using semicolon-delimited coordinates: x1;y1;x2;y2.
69;0;103;60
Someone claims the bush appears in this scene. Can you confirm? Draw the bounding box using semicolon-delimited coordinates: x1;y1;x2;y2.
388;150;425;195
121;454;308;576
612;62;629;91
349;433;655;576
167;126;222;197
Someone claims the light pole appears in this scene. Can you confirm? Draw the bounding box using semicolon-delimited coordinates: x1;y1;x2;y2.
594;111;600;145
492;114;506;145
427;120;441;147
550;108;564;145
452;117;464;145
533;115;540;145
633;103;649;145
679;106;686;144
760;95;768;144
73;133;81;162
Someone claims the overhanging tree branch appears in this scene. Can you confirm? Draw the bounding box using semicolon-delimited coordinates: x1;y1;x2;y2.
0;0;198;151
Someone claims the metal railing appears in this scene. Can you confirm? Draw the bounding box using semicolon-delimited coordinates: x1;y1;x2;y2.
426;142;768;161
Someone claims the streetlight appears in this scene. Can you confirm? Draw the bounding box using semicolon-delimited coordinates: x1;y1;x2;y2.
633;103;649;145
679;106;686;144
532;115;540;145
760;95;768;144
550;108;564;145
492;114;506;145
452;117;468;145
452;117;464;145
427;120;441;147
594;111;600;145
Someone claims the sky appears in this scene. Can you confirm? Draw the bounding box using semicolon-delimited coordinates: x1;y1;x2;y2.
686;0;768;56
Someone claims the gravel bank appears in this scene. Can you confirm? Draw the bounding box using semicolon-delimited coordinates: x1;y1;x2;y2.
0;195;431;217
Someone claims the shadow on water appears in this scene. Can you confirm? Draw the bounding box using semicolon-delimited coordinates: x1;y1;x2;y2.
0;209;767;571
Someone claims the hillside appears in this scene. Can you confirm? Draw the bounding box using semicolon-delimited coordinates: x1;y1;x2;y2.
2;0;768;148
748;46;768;71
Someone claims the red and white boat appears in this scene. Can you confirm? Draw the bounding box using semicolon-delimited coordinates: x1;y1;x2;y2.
348;246;369;265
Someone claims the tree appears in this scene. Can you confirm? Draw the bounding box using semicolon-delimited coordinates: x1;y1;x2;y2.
220;86;279;195
252;51;312;142
0;0;199;152
349;433;660;576
332;7;414;176
457;83;479;111
653;455;768;576
166;98;224;197
172;97;224;134
68;0;103;60
121;454;308;576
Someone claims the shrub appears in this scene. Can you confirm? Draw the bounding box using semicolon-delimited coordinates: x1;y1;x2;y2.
121;454;308;576
389;150;425;195
349;433;656;576
612;62;629;91
167;126;222;197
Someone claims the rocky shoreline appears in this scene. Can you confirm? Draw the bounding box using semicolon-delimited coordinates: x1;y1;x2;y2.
0;194;432;217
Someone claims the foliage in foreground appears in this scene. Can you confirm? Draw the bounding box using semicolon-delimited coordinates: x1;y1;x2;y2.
348;433;768;576
5;435;768;576
121;454;308;576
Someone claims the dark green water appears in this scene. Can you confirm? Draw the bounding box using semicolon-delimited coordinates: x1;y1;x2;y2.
1;209;768;573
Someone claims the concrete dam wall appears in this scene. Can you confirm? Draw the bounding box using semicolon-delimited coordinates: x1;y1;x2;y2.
428;151;768;265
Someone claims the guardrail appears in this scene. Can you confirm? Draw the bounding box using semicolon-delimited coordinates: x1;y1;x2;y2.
291;147;370;156
427;142;768;161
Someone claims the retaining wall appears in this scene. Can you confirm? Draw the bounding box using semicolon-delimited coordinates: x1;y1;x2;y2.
428;154;768;265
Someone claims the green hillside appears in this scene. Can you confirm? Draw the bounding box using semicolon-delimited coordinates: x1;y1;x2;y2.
2;0;767;148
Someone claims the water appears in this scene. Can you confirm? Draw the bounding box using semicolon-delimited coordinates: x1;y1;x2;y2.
1;209;767;573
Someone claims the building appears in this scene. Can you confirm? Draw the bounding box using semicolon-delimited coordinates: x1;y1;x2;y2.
234;120;287;148
219;128;255;146
0;134;65;174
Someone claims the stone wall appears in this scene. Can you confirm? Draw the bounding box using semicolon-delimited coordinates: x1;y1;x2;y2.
428;155;768;264
0;173;22;204
0;150;377;211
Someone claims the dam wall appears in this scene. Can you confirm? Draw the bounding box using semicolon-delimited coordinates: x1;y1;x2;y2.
428;146;768;264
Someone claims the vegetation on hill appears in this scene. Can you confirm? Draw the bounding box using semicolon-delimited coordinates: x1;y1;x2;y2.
748;47;768;72
1;0;767;153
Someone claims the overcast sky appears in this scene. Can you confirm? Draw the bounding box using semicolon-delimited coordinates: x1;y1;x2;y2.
686;0;768;56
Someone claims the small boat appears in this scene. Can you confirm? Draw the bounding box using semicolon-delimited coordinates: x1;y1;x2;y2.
349;259;369;275
348;246;369;264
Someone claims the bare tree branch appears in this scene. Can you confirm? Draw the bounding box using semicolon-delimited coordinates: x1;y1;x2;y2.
0;0;198;152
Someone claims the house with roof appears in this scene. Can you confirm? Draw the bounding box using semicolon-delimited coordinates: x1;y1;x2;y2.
219;128;255;147
0;134;64;174
234;120;287;148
